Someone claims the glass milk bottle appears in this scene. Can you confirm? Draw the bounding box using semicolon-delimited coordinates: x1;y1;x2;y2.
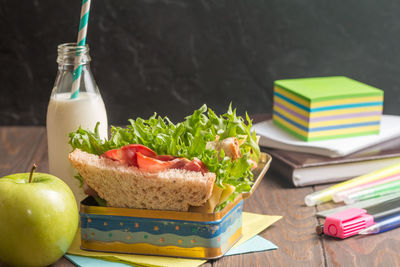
46;43;108;204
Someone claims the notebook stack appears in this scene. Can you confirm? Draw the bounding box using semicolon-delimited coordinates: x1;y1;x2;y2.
254;76;400;187
273;76;384;141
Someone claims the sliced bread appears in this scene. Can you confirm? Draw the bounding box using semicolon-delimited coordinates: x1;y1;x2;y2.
69;149;216;211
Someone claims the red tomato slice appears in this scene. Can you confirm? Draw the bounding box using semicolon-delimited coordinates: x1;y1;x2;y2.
102;148;123;162
121;144;156;166
136;152;178;172
102;144;156;167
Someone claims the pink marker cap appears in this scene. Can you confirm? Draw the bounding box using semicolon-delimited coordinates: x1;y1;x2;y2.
323;208;375;239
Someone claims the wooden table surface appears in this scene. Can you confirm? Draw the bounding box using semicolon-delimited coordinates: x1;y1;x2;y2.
1;126;399;267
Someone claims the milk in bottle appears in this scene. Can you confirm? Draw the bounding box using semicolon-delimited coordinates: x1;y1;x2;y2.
46;43;108;204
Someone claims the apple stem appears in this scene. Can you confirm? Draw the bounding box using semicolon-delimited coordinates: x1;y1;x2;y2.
29;164;37;183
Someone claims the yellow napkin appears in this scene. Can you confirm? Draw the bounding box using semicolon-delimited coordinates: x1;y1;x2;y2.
67;212;281;267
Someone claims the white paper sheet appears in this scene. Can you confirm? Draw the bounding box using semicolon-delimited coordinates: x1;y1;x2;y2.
253;115;400;158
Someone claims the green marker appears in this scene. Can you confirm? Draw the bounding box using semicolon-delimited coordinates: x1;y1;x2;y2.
344;179;400;204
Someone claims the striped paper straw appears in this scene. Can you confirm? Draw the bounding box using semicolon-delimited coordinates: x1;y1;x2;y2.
70;0;91;99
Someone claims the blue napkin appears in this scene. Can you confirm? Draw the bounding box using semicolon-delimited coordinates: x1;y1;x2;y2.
225;235;278;256
65;235;277;266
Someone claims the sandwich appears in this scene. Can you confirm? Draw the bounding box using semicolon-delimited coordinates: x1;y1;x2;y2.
68;104;260;212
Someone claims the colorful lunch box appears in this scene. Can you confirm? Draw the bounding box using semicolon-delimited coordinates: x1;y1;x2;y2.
79;152;271;259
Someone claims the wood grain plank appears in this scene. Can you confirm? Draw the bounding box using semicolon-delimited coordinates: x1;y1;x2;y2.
0;126;47;176
212;170;325;267
314;184;400;267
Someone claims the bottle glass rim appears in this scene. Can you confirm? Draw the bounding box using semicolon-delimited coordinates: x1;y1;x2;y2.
57;43;91;65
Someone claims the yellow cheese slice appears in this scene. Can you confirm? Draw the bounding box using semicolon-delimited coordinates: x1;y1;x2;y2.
190;185;223;213
218;184;236;205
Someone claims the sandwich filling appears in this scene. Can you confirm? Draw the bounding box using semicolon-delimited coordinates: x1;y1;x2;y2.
102;144;208;174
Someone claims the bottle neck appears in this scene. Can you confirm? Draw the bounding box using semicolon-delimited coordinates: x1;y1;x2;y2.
52;43;99;97
57;43;91;67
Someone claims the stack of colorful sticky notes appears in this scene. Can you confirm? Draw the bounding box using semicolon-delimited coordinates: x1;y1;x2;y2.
273;76;384;141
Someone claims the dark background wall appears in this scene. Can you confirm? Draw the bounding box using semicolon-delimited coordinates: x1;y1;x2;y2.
0;0;399;125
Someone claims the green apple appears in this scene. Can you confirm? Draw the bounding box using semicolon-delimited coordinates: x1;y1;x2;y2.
0;165;79;267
